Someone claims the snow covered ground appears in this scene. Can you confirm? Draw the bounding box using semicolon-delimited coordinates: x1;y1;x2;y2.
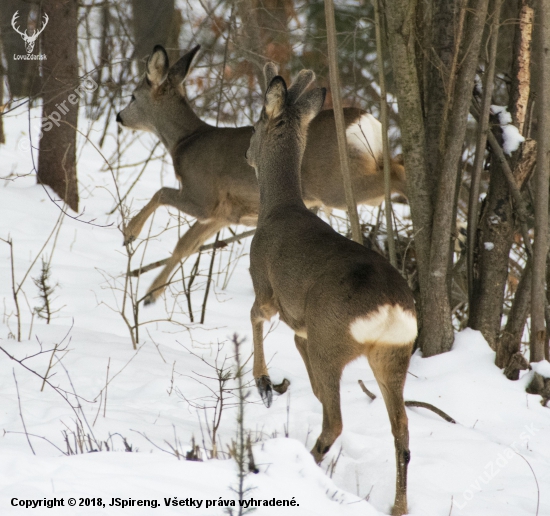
0;103;549;516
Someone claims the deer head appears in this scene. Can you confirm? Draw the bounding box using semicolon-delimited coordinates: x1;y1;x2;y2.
116;45;202;151
11;11;49;54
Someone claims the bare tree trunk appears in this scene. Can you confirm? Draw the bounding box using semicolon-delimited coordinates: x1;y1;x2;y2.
0;56;5;144
324;0;362;244
424;0;463;206
530;0;550;362
132;0;181;72
470;156;514;350
385;0;433;350
235;0;293;87
37;0;79;212
496;259;531;371
373;0;396;267
421;0;490;357
471;0;534;350
467;0;503;313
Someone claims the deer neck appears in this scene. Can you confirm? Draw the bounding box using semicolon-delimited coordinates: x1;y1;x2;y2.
156;98;207;156
257;138;305;219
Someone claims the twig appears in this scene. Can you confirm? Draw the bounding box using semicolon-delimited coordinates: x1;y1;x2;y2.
41;341;60;392
129;229;255;277
358;379;377;400
404;401;456;423
13;370;35;455
103;357;111;418
200;232;220;324
1;237;21;341
513;451;539;516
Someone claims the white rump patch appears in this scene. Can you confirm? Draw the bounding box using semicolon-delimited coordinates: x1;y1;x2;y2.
350;304;417;346
346;113;383;159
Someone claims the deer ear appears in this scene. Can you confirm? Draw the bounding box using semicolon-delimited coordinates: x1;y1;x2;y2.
263;62;278;91
287;69;316;103
171;45;201;85
297;87;326;125
147;46;169;86
265;76;287;119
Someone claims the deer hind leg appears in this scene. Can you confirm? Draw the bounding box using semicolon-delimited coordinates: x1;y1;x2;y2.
294;335;320;399
366;344;412;516
306;339;348;464
144;218;225;305
123;187;208;245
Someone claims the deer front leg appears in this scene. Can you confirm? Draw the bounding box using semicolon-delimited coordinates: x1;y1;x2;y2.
144;218;225;305
251;300;272;407
250;300;290;406
123;187;208;245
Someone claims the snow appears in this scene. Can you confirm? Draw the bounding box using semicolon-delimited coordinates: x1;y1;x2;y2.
531;360;550;379
0;102;549;516
491;105;525;155
484;242;494;251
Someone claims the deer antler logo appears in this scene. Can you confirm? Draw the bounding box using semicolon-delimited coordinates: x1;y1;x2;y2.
11;11;49;54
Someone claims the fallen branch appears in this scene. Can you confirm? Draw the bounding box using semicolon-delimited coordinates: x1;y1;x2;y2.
128;229;256;277
357;381;456;423
404;401;456;424
358;379;377;400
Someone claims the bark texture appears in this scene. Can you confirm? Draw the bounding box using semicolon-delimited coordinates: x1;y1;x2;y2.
37;0;79;212
421;0;489;356
530;0;550;362
132;0;181;72
385;0;433;351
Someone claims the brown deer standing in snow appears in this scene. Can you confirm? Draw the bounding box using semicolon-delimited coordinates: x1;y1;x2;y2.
246;68;416;516
116;45;406;305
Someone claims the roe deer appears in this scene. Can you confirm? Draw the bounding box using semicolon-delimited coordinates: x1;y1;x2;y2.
246;68;417;516
116;45;407;305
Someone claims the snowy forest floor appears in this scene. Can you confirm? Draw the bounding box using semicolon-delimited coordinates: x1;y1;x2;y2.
0;105;548;516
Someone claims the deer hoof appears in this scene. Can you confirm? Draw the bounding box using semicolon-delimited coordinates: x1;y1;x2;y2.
256;376;273;407
123;235;136;246
143;293;156;306
311;441;331;464
273;378;290;394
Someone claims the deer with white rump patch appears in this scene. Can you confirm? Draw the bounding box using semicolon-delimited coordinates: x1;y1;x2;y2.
116;45;406;305
246;68;417;516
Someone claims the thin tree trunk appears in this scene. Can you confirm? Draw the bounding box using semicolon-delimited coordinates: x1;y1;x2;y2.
424;0;463;207
235;0;293;87
37;0;79;212
496;259;531;369
421;0;490;357
470;157;514;350
467;0;503;313
373;0;396;267
384;0;433;348
471;0;534;350
132;0;180;72
324;0;362;244
530;0;550;362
